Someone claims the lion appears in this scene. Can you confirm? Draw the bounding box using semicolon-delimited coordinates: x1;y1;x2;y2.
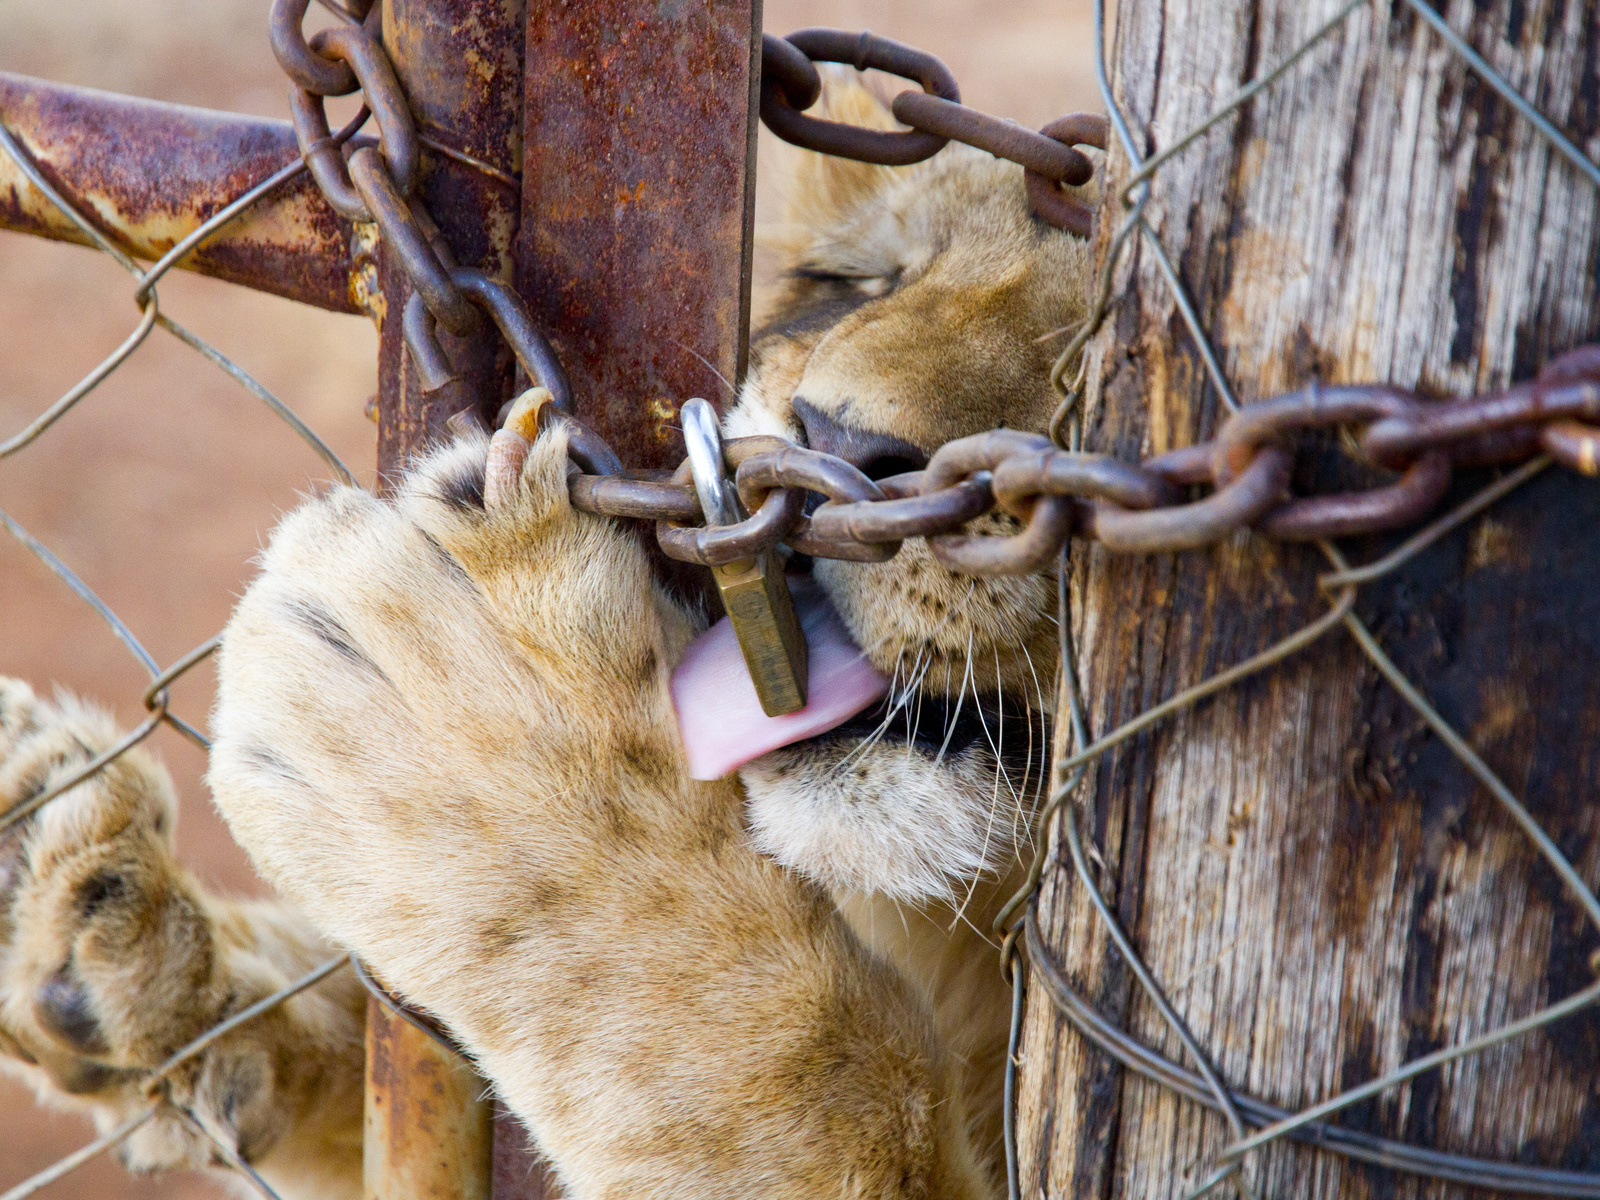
0;76;1094;1200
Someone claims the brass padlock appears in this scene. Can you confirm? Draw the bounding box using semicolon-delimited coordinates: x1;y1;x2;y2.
681;399;809;716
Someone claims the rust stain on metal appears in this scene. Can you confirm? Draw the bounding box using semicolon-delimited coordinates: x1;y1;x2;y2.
360;0;536;1186
350;220;387;325
0;71;359;313
365;997;493;1200
516;0;762;470
375;0;527;481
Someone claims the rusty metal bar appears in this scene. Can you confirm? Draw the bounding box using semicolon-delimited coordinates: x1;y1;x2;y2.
516;0;764;470
365;0;526;1193
373;0;527;475
365;996;494;1200
0;72;360;313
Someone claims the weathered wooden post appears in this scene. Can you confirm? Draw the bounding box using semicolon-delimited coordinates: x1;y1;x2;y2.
1019;2;1600;1197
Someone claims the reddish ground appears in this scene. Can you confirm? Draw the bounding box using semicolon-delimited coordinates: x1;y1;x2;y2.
0;2;1097;1194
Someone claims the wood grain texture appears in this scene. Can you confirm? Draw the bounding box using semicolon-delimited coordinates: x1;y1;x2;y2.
1019;2;1600;1197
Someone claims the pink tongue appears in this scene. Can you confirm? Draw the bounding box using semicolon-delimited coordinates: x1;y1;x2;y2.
671;577;891;780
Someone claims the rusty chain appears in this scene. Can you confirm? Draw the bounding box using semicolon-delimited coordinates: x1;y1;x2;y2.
316;17;1592;582
269;6;1600;585
272;0;569;414
552;344;1600;579
759;29;1108;236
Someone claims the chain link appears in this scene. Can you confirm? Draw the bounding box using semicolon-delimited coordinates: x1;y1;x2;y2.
759;30;1106;236
541;344;1600;577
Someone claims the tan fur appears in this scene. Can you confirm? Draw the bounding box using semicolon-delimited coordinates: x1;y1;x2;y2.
729;91;1093;1170
0;679;364;1199
208;430;991;1200
1;76;1092;1200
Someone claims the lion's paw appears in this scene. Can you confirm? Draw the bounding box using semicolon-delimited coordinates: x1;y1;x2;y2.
0;680;363;1193
0;679;216;1095
209;427;695;988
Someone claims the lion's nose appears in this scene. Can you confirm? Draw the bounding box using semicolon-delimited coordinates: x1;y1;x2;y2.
793;398;929;482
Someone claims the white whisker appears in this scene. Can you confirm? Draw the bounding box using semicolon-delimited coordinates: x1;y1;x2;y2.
1020;642;1054;843
1012;646;1035;860
830;644;935;778
908;652;929;760
934;629;974;766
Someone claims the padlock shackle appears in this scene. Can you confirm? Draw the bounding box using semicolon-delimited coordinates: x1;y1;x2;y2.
680;399;742;527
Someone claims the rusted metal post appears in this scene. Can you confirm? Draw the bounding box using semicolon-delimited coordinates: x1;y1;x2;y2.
374;0;527;478
365;0;525;1195
474;4;766;1195
517;0;764;469
366;1000;495;1200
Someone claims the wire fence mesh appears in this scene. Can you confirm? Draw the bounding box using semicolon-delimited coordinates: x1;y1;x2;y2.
0;117;359;1200
998;2;1600;1198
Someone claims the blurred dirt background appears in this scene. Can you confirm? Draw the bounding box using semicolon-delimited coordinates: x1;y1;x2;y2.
0;1;1097;1193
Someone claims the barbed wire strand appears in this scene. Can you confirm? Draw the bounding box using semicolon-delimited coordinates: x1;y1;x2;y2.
1002;1;1600;1197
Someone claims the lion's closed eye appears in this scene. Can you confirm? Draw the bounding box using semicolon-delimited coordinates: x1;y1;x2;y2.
790;265;900;296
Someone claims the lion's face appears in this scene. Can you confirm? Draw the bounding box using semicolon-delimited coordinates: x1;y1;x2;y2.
724;78;1095;902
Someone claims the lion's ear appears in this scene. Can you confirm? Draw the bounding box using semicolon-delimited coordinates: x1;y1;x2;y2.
777;69;906;230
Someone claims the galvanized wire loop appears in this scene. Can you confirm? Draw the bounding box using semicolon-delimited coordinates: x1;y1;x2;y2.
351;957;466;1057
